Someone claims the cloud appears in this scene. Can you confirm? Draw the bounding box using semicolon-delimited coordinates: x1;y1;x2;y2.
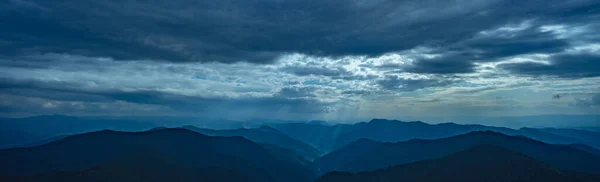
282;65;351;77
404;55;476;74
2;0;598;64
0;93;170;116
0;75;337;116
414;98;443;103
573;94;600;107
377;75;457;92
401;21;571;74
275;86;319;98
341;90;372;96
1;1;600;119
499;53;600;78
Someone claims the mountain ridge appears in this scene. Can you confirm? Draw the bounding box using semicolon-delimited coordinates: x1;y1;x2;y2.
314;130;600;175
0;128;317;182
316;145;600;182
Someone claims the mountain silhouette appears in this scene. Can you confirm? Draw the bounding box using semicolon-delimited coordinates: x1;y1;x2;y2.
182;125;322;161
0;115;157;136
577;127;600;133
0;129;45;149
271;119;597;153
316;145;600;182
0;128;316;182
1;151;253;182
535;128;600;149
314;131;600;175
0;115;249;148
563;143;600;156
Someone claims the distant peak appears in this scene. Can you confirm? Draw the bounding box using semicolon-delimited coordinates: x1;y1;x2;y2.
436;122;460;126
181;125;199;129
470;130;500;134
145;127;199;134
308;120;329;125
148;126;168;131
369;118;400;123
368;118;427;125
259;125;275;129
257;125;279;132
370;118;393;122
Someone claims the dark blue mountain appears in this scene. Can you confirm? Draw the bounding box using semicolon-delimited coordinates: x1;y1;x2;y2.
562;143;600;156
0;128;317;182
0;115;157;141
576;127;600;133
0;115;249;148
535;128;600;149
10;134;70;149
181;125;322;161
314;131;600;175
0;129;45;149
316;145;600;182
271;119;596;153
1;151;253;182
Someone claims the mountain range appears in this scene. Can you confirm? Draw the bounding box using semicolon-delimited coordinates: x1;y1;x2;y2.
314;130;600;175
3;115;599;151
180;125;322;161
0;128;316;182
316;145;600;182
270;119;600;152
1;116;600;182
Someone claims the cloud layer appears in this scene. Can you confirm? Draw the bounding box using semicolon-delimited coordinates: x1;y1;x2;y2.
1;0;599;121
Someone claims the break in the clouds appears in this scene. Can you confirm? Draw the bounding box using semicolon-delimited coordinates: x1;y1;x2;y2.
1;0;599;122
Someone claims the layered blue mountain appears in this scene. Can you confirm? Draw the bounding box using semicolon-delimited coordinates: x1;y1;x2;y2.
315;145;600;182
562;144;600;156
576;127;600;133
269;122;353;152
0;129;45;149
4;116;599;151
314;131;600;175
535;128;600;149
271;119;600;152
0;115;246;148
181;125;322;161
0;128;317;182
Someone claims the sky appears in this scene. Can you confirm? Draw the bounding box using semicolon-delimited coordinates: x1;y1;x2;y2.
0;0;599;122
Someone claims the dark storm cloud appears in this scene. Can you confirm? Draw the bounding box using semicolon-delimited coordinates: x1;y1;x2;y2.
0;78;334;113
462;30;570;60
1;0;599;64
377;75;457;92
401;24;572;74
499;53;600;78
